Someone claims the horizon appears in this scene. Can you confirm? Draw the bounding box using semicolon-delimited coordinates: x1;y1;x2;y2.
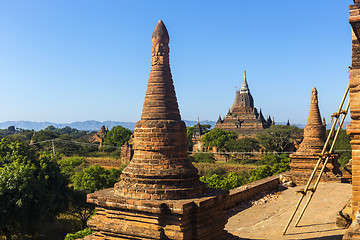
0;119;330;132
0;1;352;125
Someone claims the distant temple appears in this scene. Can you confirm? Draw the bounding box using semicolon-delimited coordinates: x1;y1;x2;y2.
192;117;204;152
215;70;272;136
90;125;109;148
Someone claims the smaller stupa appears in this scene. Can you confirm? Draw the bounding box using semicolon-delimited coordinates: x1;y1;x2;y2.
289;87;341;185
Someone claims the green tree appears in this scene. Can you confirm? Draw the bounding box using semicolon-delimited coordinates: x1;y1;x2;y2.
200;124;212;134
104;126;132;147
58;156;88;179
256;125;303;152
7;126;15;133
31;129;59;142
327;129;351;166
66;189;95;230
71;165;122;193
187;126;194;151
201;128;238;151
225;137;261;153
0;139;68;240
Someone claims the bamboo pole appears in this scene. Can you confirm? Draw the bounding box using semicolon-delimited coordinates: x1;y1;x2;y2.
282;85;349;235
294;100;349;226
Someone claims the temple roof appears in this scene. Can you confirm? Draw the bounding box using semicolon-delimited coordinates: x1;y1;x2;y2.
240;70;250;94
231;70;254;110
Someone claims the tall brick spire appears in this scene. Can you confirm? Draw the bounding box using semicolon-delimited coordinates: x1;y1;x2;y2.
141;20;180;120
306;87;323;125
115;20;205;200
297;87;326;153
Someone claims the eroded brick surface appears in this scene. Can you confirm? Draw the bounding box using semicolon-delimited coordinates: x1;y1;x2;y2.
289;87;341;185
346;8;360;238
86;20;229;239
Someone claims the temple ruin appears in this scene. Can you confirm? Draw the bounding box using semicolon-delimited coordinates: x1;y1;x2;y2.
215;70;272;136
90;125;109;148
85;20;229;240
289;87;341;185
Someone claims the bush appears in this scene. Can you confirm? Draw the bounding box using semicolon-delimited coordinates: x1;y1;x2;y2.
71;165;122;193
65;228;92;240
200;172;248;190
249;155;291;182
189;153;215;164
194;163;228;178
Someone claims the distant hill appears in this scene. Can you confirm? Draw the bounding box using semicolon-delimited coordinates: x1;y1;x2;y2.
0;120;136;131
0;120;344;131
0;120;217;131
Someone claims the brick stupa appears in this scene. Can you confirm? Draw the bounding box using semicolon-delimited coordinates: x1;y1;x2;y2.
85;20;229;240
289;87;341;185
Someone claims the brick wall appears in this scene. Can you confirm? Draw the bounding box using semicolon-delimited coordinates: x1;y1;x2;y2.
224;172;287;210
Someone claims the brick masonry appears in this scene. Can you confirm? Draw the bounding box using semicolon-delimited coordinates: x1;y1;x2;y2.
289;87;341;185
342;3;360;239
85;20;229;240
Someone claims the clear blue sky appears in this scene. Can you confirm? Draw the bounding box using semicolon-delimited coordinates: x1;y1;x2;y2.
0;1;353;125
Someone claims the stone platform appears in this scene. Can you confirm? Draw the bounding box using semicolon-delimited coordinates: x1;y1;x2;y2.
86;188;229;240
289;154;341;185
225;182;351;239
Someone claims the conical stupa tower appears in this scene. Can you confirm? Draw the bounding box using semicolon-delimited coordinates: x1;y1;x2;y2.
114;20;205;200
289;87;341;185
296;87;326;154
86;20;229;240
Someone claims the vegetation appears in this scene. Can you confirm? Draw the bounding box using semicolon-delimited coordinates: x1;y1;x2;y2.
200;172;248;190
58;156;88;179
327;129;351;166
187;124;211;151
256;125;303;152
189;153;215;164
0;139;68;240
0;126;34;141
224;137;261;153
71;165;122;193
30;126;98;157
248;155;291;182
104;126;132;147
0;123;132;240
64;228;92;240
201;128;238;151
200;154;291;190
194;163;229;178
